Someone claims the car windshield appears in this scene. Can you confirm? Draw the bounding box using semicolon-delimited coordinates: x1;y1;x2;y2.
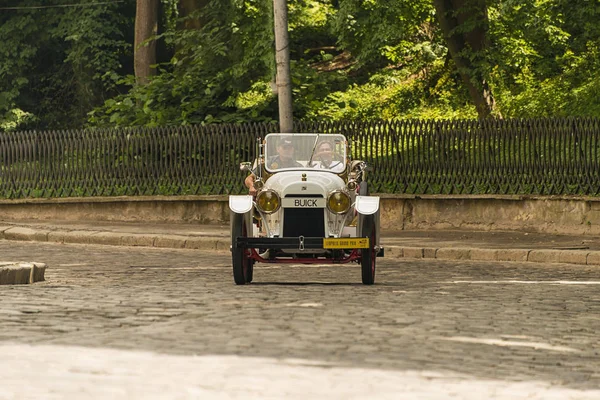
264;133;347;173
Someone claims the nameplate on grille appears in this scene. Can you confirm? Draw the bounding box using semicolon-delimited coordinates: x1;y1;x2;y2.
282;198;326;208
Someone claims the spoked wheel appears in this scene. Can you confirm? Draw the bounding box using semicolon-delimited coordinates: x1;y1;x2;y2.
231;213;254;285
360;214;376;285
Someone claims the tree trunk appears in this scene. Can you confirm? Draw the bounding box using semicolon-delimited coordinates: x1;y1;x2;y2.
134;0;159;85
433;0;496;118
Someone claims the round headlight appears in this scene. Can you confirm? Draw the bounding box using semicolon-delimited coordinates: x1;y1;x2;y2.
327;190;351;214
256;190;281;214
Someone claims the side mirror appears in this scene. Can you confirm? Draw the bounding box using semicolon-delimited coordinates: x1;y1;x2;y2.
239;162;252;172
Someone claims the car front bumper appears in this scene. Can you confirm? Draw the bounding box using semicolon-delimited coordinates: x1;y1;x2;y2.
233;236;384;256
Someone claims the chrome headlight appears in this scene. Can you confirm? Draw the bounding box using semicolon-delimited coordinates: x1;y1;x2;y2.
256;189;281;214
327;190;351;214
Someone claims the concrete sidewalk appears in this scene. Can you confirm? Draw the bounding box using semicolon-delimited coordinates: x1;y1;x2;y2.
1;219;600;267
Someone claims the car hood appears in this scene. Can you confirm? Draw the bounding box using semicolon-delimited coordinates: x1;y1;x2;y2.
264;170;346;197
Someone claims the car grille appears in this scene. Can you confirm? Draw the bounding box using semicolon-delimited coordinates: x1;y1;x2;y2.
282;195;325;237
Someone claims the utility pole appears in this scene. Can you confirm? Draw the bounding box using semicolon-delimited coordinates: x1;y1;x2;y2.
273;0;293;133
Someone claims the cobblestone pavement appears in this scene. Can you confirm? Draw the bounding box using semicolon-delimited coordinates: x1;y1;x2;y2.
1;241;600;399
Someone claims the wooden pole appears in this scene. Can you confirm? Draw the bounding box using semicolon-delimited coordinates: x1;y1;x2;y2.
273;0;293;133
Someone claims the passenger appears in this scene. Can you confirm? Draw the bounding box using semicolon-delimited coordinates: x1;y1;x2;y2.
245;136;302;195
310;140;343;170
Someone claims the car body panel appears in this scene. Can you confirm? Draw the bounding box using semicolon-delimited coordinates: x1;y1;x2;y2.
265;170;346;196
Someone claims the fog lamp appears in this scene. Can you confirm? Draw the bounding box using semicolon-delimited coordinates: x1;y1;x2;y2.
327;190;351;214
256;190;280;214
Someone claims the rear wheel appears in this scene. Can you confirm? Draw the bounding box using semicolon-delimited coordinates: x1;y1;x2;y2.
360;214;376;285
231;213;253;285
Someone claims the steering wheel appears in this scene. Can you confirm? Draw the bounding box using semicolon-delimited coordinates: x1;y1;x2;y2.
314;152;342;169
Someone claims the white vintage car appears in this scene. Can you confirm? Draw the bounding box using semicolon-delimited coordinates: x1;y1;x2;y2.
229;133;383;285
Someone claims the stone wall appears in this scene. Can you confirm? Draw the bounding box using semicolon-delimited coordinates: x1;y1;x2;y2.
1;194;600;235
379;195;600;235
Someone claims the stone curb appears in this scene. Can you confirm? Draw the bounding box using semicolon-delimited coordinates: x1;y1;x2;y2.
0;262;47;285
395;246;600;266
0;227;221;251
2;226;600;267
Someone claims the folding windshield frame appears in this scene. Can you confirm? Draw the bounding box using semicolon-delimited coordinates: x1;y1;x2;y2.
263;133;347;174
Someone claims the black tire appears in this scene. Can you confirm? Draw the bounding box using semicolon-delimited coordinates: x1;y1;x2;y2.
231;213;253;285
360;214;376;285
359;181;369;196
246;260;254;283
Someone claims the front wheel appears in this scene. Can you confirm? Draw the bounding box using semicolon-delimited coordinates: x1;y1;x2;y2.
359;181;369;196
360;214;376;285
231;213;253;285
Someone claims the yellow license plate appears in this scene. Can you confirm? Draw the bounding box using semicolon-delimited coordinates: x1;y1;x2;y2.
323;238;369;249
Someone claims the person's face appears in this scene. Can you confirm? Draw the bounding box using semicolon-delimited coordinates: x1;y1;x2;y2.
318;143;333;161
277;143;295;161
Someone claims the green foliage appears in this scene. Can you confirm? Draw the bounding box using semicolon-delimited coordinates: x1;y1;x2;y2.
4;0;600;130
0;109;36;131
309;65;476;121
332;0;435;70
0;0;132;130
89;0;277;126
488;0;600;117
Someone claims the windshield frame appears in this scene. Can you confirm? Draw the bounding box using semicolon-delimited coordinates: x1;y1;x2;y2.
263;133;347;174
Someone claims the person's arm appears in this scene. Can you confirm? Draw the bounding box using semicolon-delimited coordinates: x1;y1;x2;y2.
245;174;257;196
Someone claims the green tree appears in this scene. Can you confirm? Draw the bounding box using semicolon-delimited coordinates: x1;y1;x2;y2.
0;0;132;130
89;0;277;126
433;0;496;118
488;0;600;116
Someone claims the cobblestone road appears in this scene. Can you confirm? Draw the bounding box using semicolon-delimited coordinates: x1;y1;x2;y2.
1;241;600;399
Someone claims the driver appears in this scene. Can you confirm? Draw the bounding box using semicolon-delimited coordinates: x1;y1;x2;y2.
244;136;302;195
267;136;303;170
310;140;342;170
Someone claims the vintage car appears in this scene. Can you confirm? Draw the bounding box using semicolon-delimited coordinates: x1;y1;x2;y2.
229;133;383;285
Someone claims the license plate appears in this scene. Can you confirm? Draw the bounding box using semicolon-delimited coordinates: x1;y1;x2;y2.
282;198;326;208
323;238;369;249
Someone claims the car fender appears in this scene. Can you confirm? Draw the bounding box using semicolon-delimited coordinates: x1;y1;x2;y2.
229;195;253;214
356;196;381;248
355;195;379;215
